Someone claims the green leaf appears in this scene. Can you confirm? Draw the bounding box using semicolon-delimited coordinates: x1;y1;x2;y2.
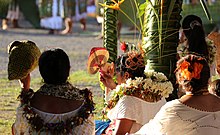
199;0;212;23
138;2;147;18
166;0;176;28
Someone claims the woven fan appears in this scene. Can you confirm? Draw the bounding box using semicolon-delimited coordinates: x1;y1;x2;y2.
7;40;41;80
87;47;110;74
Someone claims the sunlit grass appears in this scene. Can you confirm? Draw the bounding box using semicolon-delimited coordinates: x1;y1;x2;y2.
69;70;99;85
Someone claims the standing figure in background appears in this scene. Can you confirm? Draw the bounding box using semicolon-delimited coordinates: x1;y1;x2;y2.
0;0;10;30
94;0;104;39
6;0;20;28
38;0;64;34
0;0;20;30
61;0;87;34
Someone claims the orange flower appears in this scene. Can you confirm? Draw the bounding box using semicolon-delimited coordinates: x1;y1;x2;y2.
179;60;203;81
179;60;191;80
99;0;124;10
191;63;203;79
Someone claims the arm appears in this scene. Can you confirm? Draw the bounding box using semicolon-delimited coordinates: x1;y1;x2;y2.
100;71;117;91
18;73;31;92
114;118;134;135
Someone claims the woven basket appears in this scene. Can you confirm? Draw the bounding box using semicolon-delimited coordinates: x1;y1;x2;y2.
7;40;41;80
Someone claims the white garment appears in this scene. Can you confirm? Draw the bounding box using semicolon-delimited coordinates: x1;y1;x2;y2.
136;99;220;135
7;5;19;20
40;0;63;29
107;95;166;133
14;103;95;135
72;0;87;21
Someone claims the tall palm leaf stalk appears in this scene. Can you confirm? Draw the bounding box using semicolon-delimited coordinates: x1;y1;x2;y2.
101;0;118;113
103;0;118;63
142;0;183;100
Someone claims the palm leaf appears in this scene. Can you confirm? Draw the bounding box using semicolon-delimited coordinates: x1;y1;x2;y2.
199;0;212;22
103;0;118;63
166;0;176;28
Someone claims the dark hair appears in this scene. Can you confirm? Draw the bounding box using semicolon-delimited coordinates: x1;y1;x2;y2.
210;79;220;97
176;54;210;93
115;51;146;79
39;48;70;84
182;15;209;58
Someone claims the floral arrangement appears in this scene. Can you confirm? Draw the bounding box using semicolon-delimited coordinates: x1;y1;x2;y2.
177;38;216;65
18;88;95;134
105;70;173;110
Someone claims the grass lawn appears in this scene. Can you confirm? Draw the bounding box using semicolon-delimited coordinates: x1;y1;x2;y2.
0;70;104;134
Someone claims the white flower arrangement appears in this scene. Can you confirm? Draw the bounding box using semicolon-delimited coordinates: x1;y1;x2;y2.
107;70;173;109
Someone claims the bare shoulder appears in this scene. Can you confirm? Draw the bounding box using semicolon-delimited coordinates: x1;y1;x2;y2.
30;92;84;114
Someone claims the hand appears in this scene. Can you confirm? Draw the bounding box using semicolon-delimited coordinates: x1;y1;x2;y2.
18;73;31;92
100;70;116;90
101;62;114;77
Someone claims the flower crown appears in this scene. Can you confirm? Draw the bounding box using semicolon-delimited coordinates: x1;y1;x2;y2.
119;42;146;71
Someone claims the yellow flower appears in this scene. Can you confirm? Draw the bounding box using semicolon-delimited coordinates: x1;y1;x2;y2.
99;0;124;10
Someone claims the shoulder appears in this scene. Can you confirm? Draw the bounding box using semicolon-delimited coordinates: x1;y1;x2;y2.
30;92;84;113
158;99;182;112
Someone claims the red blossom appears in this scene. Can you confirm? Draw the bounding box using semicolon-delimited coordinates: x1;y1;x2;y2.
120;42;127;52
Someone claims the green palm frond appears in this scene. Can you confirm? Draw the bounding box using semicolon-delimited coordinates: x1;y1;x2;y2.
199;0;212;22
103;0;118;63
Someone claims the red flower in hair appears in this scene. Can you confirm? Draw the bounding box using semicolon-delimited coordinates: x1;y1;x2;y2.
120;42;127;52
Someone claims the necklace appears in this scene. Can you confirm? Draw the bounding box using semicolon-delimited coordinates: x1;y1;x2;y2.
37;82;84;100
185;89;210;96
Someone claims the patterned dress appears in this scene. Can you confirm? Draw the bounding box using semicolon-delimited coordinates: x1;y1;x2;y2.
38;0;64;29
63;0;87;21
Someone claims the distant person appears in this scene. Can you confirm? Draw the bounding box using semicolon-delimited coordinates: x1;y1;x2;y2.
0;0;20;30
38;0;63;34
61;0;87;34
0;0;9;30
12;48;95;134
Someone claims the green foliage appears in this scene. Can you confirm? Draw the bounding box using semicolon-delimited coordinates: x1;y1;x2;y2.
69;70;99;85
103;0;118;63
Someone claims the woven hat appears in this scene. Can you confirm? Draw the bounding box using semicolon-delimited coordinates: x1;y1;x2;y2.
7;40;41;80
